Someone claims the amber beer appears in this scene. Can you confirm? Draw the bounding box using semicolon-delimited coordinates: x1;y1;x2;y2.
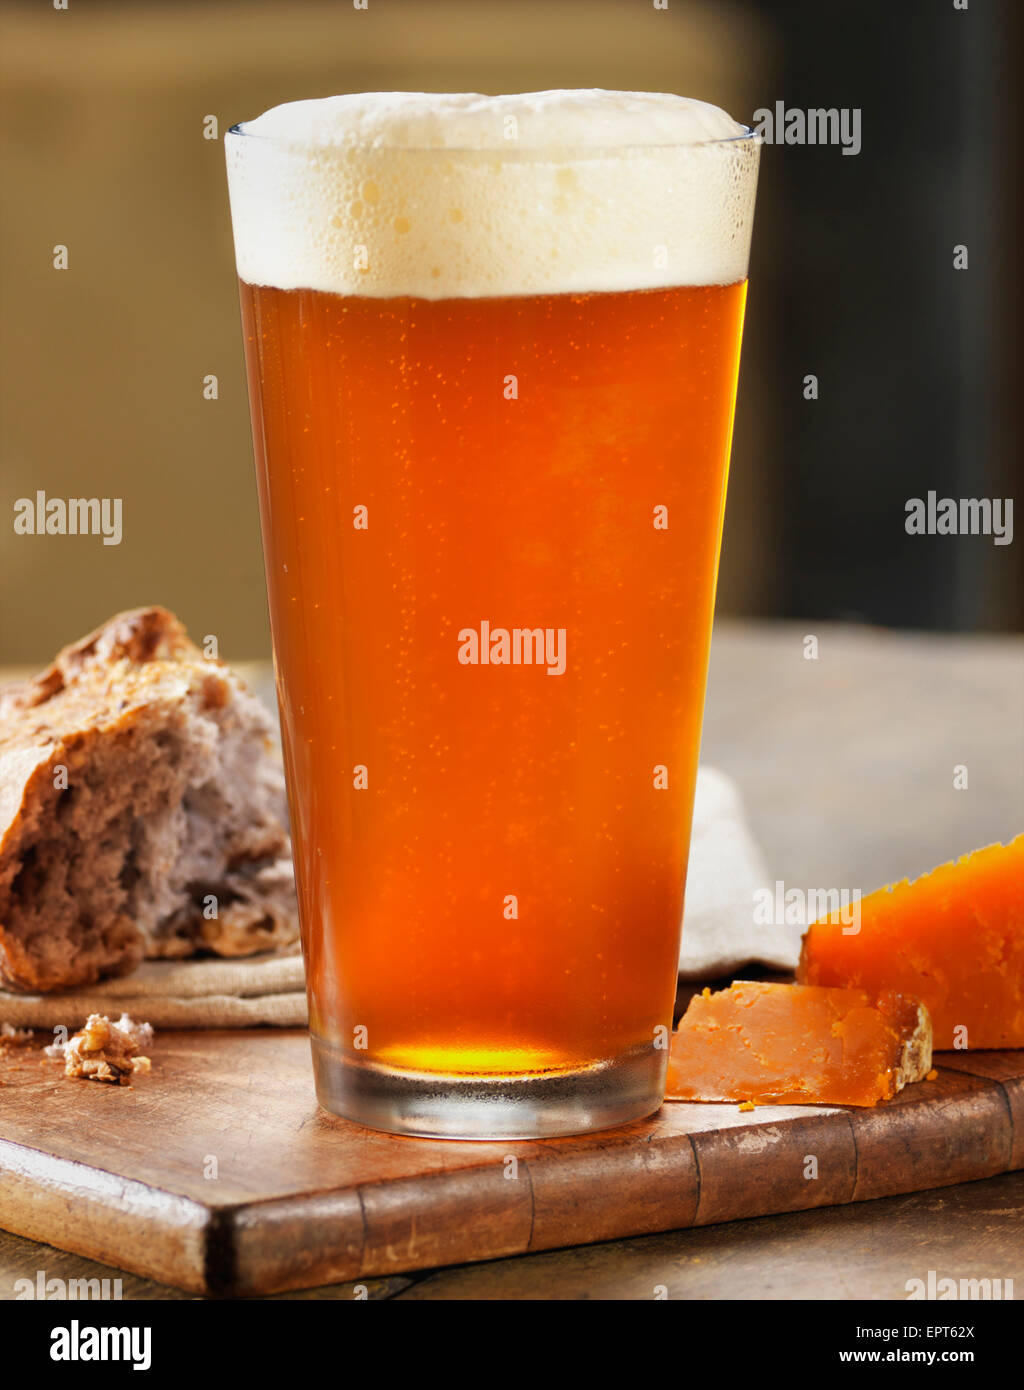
226;92;759;1138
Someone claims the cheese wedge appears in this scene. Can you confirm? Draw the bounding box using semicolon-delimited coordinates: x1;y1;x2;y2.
666;980;932;1107
798;836;1024;1049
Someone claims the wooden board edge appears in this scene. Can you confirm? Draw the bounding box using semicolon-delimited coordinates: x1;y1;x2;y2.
933;1054;1023;1166
0;1136;212;1296
4;1065;1021;1298
846;1067;1018;1203
219;1084;1024;1295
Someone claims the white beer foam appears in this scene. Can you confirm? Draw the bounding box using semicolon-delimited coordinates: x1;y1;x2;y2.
225;90;759;299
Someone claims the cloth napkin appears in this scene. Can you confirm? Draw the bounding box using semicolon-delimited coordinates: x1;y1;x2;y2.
0;768;795;1030
0;952;307;1032
680;767;799;978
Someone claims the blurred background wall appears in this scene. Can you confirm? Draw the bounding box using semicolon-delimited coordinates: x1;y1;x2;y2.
0;0;1019;663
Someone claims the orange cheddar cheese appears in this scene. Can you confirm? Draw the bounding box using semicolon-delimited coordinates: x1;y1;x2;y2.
665;981;932;1107
798;836;1024;1049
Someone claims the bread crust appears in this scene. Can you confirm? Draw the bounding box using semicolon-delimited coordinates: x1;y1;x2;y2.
0;608;299;992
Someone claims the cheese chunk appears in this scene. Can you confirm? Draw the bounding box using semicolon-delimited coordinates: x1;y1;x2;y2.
798;836;1024;1050
666;981;932;1107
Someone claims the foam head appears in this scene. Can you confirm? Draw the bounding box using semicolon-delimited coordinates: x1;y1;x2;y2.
225;90;760;300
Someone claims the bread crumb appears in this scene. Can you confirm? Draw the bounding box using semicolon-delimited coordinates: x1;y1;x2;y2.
0;1022;33;1044
55;1013;154;1086
738;1100;756;1112
926;1068;939;1081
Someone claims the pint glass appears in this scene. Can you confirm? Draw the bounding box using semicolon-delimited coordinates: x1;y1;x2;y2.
226;92;759;1138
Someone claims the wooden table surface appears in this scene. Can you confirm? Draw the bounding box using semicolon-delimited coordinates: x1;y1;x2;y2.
1;619;1021;1301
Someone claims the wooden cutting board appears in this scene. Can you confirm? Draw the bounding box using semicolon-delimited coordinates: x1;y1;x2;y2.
0;1031;1020;1297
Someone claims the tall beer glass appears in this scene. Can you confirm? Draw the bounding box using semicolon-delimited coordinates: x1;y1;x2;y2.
226;92;759;1138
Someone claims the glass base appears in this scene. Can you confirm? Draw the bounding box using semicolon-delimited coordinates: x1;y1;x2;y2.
311;1035;666;1140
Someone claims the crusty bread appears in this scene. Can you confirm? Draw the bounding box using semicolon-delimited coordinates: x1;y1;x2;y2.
0;607;299;992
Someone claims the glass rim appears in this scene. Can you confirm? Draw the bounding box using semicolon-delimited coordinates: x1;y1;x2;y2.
226;121;760;156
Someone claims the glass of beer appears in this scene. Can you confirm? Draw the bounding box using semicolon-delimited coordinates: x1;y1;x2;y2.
225;92;759;1139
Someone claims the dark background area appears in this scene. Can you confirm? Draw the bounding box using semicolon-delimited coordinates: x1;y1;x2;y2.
746;0;1021;631
0;0;1020;660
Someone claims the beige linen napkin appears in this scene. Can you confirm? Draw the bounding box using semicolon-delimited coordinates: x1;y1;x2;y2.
0;952;307;1031
681;767;799;978
0;768;794;1031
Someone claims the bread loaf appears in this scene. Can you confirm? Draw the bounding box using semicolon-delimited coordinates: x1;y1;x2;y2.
0;607;299;992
